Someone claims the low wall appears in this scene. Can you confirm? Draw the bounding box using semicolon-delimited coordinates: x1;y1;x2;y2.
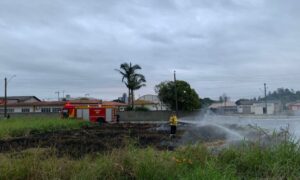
118;111;172;122
0;113;60;119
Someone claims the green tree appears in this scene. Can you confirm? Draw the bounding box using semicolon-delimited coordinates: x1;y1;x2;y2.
116;62;146;109
155;80;200;111
200;97;216;108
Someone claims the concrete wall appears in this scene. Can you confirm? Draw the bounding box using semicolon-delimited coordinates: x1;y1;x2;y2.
237;105;252;114
253;103;276;115
118;111;172;122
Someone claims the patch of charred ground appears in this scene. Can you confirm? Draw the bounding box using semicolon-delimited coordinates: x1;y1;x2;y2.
0;123;184;158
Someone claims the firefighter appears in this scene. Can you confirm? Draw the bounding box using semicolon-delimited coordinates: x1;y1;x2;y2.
169;111;178;137
61;109;69;118
116;114;120;123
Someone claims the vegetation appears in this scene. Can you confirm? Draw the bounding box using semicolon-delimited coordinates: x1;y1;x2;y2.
134;106;150;111
116;62;146;109
0;116;86;139
237;88;300;107
262;88;300;104
155;80;200;111
200;97;216;108
0;117;299;179
1;141;300;179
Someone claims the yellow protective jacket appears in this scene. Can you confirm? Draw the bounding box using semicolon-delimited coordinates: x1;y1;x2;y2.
169;115;178;126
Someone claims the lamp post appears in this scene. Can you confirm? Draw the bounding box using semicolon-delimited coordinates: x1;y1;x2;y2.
4;75;16;118
174;71;178;116
4;77;7;118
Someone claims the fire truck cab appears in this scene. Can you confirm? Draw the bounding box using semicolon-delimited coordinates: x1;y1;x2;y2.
62;102;117;123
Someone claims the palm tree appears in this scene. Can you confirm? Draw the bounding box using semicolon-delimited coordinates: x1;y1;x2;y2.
115;62;146;109
130;73;146;108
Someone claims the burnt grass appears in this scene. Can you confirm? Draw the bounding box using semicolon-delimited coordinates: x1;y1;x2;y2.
0;123;184;158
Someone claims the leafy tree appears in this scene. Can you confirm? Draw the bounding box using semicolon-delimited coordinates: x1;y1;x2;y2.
155;80;200;111
200;97;216;108
116;62;146;109
112;99;125;103
261;88;300;105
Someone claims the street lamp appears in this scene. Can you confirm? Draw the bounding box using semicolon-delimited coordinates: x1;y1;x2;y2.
4;75;16;118
174;71;178;116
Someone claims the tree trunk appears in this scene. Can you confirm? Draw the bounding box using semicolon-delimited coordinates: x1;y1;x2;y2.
128;88;130;105
131;89;135;109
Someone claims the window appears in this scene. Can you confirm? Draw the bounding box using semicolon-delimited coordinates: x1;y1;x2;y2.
41;108;51;113
7;109;14;113
22;108;30;113
0;109;14;113
52;108;61;113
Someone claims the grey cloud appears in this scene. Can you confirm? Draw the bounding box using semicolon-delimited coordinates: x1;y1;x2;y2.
1;0;300;100
141;32;173;44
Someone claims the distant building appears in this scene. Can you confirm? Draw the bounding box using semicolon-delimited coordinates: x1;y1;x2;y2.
136;95;169;111
0;96;126;114
287;102;300;111
252;101;282;115
65;95;71;101
209;102;237;114
0;96;41;104
102;101;127;111
117;93;128;104
236;100;254;114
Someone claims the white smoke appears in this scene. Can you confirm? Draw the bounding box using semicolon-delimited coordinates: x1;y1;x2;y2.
179;109;300;146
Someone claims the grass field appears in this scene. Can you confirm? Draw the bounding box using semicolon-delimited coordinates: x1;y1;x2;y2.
1;141;300;179
1;117;300;179
0;116;86;139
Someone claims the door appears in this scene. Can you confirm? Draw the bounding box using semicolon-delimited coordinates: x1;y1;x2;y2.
82;109;89;121
77;109;83;118
106;108;112;122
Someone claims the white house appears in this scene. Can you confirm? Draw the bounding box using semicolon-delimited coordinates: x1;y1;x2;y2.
252;101;282;115
209;101;237;114
0;97;126;114
137;95;169;111
236;100;254;114
288;102;300;111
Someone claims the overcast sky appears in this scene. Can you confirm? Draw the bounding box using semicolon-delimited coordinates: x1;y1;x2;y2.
1;0;300;101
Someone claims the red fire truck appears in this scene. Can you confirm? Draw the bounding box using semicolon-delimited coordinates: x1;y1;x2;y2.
62;102;117;123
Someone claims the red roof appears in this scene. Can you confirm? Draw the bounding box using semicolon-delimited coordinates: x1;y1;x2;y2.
0;100;128;108
102;101;127;106
0;100;102;107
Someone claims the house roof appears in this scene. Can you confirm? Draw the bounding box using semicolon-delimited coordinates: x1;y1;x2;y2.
236;100;254;106
255;100;281;104
288;102;300;106
0;101;64;107
102;101;127;106
137;94;160;103
0;96;41;102
134;99;157;105
0;99;127;107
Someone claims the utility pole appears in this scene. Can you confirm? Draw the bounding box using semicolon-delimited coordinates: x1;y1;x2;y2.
264;83;267;114
4;78;7;118
3;75;16;118
55;91;60;101
174;71;178;116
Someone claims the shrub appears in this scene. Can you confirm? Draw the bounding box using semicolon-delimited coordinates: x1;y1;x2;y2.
134;107;150;111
